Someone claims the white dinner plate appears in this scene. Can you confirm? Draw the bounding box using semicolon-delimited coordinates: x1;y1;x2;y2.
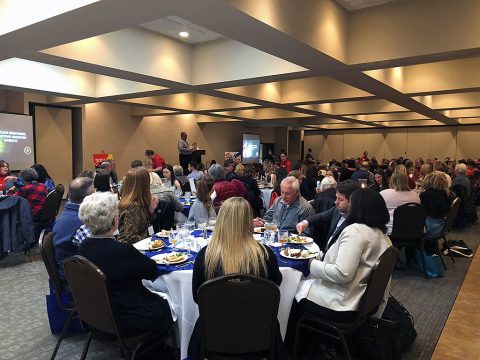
151;252;189;265
287;235;314;244
254;227;265;233
280;247;318;260
156;230;170;237
133;238;166;251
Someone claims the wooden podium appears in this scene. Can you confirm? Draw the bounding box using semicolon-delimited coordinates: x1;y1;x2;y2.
192;149;205;164
180;149;205;173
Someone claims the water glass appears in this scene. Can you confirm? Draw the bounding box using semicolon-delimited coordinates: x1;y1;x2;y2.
264;230;274;245
185;191;191;203
174;189;182;197
184;236;194;254
208;218;216;229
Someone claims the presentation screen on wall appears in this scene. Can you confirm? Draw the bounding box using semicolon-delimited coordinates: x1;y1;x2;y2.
242;133;260;164
0;113;35;171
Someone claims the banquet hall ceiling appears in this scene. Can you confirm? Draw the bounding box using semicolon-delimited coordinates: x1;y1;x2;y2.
0;0;479;130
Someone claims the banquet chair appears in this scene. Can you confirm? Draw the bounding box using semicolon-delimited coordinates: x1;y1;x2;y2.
54;184;65;214
35;189;63;227
39;230;78;360
197;273;280;359
63;255;177;360
152;198;176;232
437;197;461;264
389;202;427;269
293;246;398;360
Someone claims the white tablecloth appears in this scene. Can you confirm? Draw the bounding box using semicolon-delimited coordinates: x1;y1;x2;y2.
144;266;303;359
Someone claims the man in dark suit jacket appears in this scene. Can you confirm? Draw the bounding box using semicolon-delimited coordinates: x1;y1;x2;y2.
296;180;359;252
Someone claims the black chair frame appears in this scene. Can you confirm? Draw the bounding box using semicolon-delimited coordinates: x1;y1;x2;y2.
64;255;177;360
39;230;78;360
439;197;460;264
293;246;398;360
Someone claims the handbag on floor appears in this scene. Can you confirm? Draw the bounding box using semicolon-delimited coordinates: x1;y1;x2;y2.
350;317;402;360
442;240;474;258
382;295;417;352
414;248;444;278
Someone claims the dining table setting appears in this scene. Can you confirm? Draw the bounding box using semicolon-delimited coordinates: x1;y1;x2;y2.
134;223;320;359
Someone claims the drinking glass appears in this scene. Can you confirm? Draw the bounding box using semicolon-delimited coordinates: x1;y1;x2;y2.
178;225;190;246
197;216;208;229
169;230;178;249
184;236;194;254
208;217;216;229
186;221;195;232
278;230;289;247
264;230;274;245
185;191;191;203
174;189;182;197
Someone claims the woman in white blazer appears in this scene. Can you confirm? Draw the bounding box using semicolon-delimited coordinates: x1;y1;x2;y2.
300;188;393;322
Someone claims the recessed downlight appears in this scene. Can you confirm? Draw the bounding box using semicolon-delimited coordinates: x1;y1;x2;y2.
179;31;189;38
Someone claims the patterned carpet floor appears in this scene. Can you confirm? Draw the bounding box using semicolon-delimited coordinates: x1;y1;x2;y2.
0;220;478;359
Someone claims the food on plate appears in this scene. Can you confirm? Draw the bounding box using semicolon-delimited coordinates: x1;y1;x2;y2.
284;247;313;258
288;235;309;244
254;227;265;233
156;230;170;237
164;252;186;263
150;239;165;249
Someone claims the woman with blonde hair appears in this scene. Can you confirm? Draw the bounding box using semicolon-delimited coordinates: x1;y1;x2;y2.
420;172;453;246
419;163;433;181
380;169;420;234
234;163;245;177
118;167;158;244
189;197;282;357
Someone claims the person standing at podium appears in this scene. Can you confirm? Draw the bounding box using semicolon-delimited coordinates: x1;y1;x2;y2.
178;131;197;174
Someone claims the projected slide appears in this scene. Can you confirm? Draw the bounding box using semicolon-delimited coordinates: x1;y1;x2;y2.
0;113;35;170
242;133;260;164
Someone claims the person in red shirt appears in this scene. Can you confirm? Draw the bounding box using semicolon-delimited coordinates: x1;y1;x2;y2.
0;160;17;194
15;168;48;222
279;152;291;173
145;149;165;172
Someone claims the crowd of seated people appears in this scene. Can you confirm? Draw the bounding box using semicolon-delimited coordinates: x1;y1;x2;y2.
3;147;478;358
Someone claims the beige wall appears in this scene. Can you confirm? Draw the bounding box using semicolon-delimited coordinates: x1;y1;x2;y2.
34;106;73;190
304;126;480;163
82;103;285;178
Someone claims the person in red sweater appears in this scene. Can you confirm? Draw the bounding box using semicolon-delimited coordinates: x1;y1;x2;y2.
145;149;165;172
279;152;292;173
15;168;48;222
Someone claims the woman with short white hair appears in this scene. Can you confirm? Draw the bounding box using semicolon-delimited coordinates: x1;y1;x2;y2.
77;192;173;337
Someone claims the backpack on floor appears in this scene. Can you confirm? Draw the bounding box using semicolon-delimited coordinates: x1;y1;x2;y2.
382;295;417;352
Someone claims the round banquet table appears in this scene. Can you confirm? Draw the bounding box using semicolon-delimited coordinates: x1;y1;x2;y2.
139;232;318;359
